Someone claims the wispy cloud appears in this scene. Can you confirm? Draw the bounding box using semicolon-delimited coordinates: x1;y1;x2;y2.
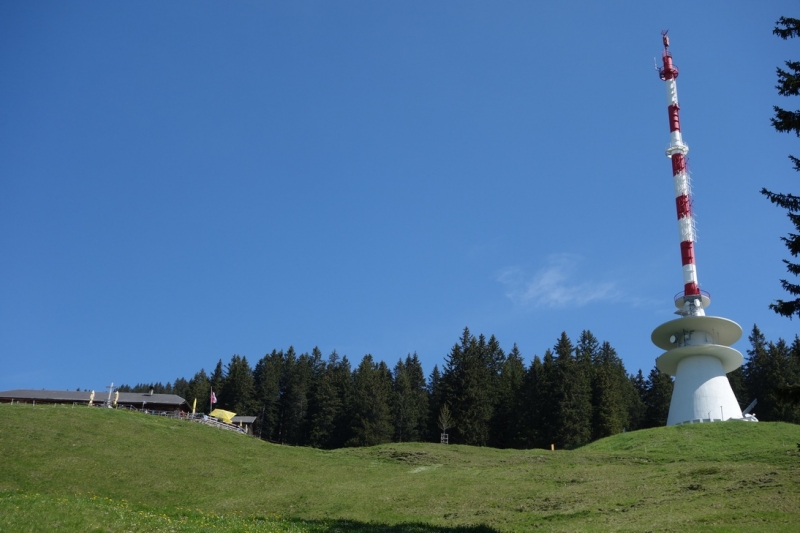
497;254;617;309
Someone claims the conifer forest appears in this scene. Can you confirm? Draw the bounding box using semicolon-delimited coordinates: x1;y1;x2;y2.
119;326;800;449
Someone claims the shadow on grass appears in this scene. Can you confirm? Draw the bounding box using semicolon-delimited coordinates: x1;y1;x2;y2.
276;518;500;533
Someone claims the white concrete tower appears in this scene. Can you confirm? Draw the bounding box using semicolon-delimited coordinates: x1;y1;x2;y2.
651;32;748;425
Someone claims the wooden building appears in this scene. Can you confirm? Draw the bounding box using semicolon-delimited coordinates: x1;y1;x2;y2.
0;389;190;413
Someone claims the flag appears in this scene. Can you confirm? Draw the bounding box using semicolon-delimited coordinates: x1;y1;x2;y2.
211;390;217;404
192;398;197;415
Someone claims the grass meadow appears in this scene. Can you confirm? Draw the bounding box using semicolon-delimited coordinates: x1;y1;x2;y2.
1;403;798;532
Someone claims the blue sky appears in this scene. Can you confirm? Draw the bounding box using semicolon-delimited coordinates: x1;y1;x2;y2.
1;2;798;392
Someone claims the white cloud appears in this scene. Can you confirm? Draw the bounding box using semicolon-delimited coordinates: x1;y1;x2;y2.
497;254;617;309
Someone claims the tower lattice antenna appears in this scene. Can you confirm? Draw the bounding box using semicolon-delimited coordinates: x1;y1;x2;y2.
657;30;706;317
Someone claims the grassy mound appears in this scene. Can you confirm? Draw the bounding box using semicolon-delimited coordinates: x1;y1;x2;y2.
1;404;799;532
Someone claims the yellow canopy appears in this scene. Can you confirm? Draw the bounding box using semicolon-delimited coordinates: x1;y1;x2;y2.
209;409;236;423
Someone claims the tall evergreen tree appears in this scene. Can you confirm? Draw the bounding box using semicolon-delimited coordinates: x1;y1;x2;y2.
348;354;393;446
172;377;189;400
276;347;313;445
427;364;444;441
442;328;495;446
210;359;225;407
552;332;592;449
535;349;559;448
490;343;526;448
221;355;255;415
744;324;773;420
590;341;632;439
308;352;353;448
627;369;647;432
520;354;546;448
391;354;428;442
184;369;211;414
762;16;800;319
253;350;283;441
744;326;800;422
643;366;673;427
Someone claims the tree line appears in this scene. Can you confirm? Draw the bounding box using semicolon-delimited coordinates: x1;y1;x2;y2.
119;325;800;449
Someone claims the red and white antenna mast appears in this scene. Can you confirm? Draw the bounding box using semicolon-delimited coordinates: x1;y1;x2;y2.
658;31;707;317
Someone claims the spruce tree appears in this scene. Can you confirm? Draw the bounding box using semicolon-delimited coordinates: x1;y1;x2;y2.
520;354;546;448
210;359;225;407
626;370;647;431
744;326;799;421
221;355;256;415
442;328;495;446
275;347;313;445
390;353;428;443
348;355;393;446
253;350;283;441
308;351;341;448
762;16;800;318
553;332;592;448
405;353;429;440
744;325;771;419
490;343;526;448
590;341;631;439
184;369;211;414
427;365;444;441
172;377;189;400
643;367;673;427
535;349;558;448
392;357;413;442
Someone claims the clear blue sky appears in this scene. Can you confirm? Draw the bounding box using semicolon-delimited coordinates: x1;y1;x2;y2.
1;2;797;393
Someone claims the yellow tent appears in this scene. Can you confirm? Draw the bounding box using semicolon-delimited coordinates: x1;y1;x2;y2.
209;409;236;424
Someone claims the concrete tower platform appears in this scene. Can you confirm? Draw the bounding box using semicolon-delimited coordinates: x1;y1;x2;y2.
652;315;744;425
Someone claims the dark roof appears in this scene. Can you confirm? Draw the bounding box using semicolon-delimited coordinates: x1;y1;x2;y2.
232;415;257;424
0;389;189;408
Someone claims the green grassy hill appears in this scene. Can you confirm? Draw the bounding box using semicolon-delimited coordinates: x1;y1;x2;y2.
1;404;799;532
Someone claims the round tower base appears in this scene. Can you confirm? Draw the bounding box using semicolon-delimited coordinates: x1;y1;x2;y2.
666;354;743;426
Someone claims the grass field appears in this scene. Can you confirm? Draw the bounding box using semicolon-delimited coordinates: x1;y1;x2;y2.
1;404;798;532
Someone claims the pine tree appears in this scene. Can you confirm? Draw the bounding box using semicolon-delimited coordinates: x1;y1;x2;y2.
590;341;631;439
762;16;800;319
441;328;495;446
553;332;592;449
405;353;429;440
626;370;647;431
308;353;338;448
427;365;444;441
276;347;313;445
744;325;772;419
392;358;413;442
308;352;353;448
172;377;189;400
520;354;546;448
221;355;255;415
744;325;800;421
210;359;225;408
184;369;211;414
253;350;283;441
348;355;393;446
534;350;558;448
643;366;673;427
490;343;526;448
391;354;428;443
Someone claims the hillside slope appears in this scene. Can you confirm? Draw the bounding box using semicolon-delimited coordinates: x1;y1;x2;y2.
1;404;799;532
